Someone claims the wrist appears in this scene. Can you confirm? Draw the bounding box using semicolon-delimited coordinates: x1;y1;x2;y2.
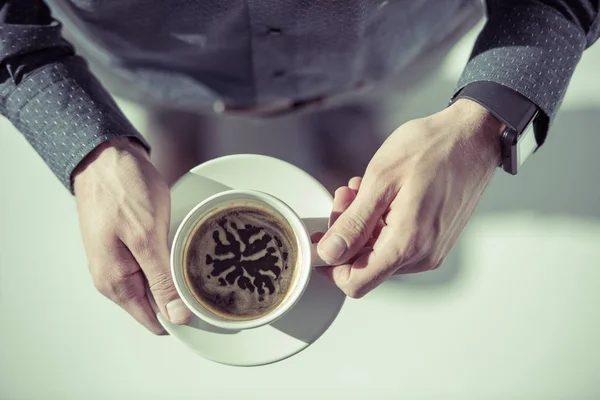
449;98;506;138
445;98;506;168
72;137;148;193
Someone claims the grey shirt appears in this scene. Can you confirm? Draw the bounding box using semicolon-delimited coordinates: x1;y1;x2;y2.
1;0;599;190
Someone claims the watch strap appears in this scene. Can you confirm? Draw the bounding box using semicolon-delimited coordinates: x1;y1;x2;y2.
451;81;538;133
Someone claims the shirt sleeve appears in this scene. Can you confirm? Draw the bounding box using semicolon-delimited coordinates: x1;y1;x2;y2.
0;0;150;192
455;0;600;128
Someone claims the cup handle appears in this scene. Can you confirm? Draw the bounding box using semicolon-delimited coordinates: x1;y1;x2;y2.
301;217;332;267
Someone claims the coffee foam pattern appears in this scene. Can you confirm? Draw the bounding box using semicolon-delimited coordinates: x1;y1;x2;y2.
184;205;299;319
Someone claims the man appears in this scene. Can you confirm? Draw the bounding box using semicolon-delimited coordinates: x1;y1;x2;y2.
1;0;598;334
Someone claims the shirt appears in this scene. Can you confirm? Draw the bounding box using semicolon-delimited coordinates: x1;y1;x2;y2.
1;0;599;190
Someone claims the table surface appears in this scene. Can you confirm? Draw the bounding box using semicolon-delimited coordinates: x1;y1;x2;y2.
2;25;600;399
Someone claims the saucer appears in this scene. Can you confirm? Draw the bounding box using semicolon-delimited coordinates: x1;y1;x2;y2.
158;154;347;366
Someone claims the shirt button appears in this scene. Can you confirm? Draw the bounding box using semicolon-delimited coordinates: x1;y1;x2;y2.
268;27;283;36
213;101;225;113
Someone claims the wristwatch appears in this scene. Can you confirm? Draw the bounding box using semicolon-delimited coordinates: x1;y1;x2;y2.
451;81;544;175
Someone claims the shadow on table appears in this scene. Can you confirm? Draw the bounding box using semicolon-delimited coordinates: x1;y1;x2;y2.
271;272;346;343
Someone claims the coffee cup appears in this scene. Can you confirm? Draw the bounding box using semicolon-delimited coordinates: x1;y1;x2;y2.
171;189;331;331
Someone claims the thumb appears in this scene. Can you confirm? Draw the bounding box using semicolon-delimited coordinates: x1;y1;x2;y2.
129;234;193;325
318;179;392;264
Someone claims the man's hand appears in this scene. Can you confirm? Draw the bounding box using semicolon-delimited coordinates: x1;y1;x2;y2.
316;99;506;298
73;137;192;334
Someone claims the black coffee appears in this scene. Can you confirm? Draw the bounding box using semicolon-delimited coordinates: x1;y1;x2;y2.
183;203;300;320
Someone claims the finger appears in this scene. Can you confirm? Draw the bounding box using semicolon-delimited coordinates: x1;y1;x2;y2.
314;187;354;279
390;176;480;276
348;176;362;191
318;176;393;265
392;195;474;276
311;232;325;243
333;185;386;240
349;176;385;245
125;229;193;325
118;270;168;335
90;239;165;334
391;216;459;276
393;258;441;275
320;225;399;298
393;250;441;275
310;188;354;256
329;186;357;227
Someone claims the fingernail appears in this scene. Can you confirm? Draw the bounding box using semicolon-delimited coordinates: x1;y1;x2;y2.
319;234;347;262
166;299;192;324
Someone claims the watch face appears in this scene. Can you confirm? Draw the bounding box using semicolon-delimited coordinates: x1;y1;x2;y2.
502;122;538;175
516;123;537;170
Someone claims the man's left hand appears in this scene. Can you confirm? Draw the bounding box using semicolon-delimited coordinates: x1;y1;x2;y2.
316;99;506;298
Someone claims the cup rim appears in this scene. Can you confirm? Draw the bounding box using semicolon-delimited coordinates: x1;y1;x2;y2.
170;189;313;330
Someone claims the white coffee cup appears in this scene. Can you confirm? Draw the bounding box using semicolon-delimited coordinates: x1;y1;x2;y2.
171;189;330;331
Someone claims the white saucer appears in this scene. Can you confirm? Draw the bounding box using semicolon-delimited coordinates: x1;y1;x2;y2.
158;154;347;366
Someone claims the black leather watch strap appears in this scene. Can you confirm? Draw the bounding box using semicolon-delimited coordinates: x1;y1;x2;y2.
451;81;538;133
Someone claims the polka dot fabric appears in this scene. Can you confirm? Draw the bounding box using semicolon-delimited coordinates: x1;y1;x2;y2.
0;21;67;57
456;1;598;124
1;56;149;191
0;0;148;192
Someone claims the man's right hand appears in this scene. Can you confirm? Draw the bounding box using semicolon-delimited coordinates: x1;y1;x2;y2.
73;137;192;334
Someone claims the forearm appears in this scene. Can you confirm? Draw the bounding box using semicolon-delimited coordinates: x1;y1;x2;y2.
0;0;149;192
